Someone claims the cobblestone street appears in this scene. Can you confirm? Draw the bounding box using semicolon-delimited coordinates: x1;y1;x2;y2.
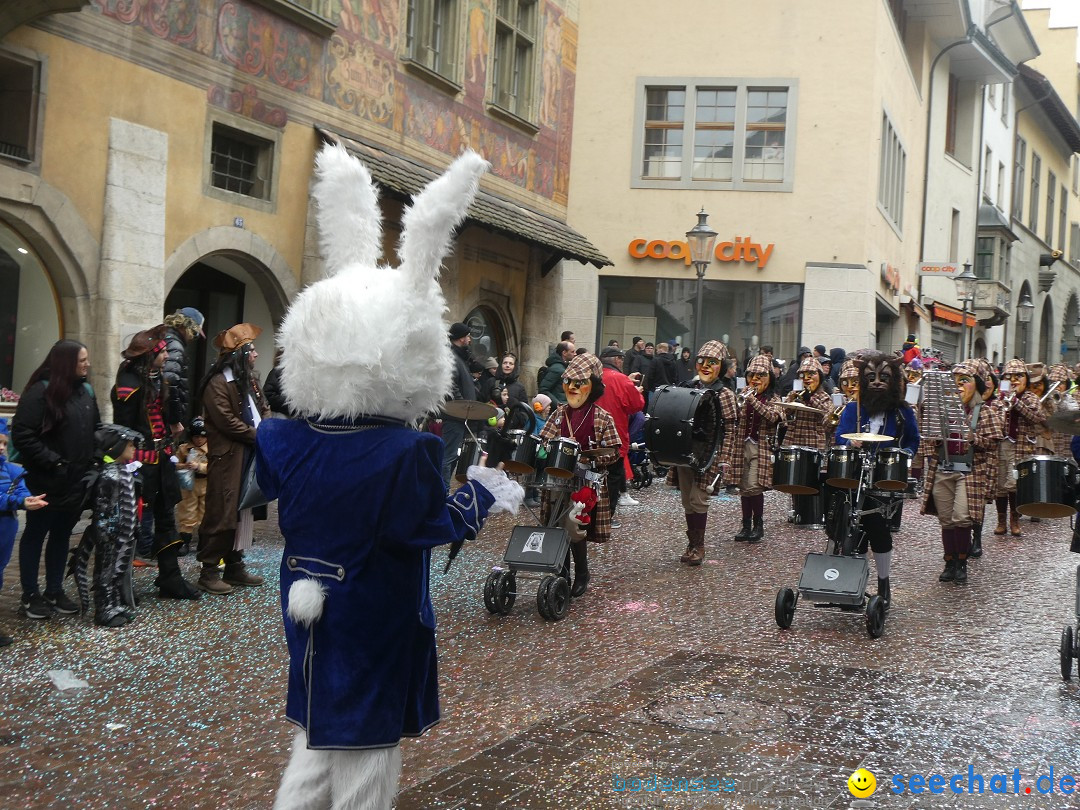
2;482;1080;809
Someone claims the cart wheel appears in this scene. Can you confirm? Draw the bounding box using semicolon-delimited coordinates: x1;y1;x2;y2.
544;576;570;621
483;571;501;614
536;576;553;620
1061;626;1075;682
493;571;516;616
774;588;796;629
866;595;886;638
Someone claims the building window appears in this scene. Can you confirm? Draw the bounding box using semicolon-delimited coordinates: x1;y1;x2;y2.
949;209;960;262
1001;84;1009;124
945;74;959;157
983;147;992;199
976;236;994;279
634;78;796;191
1060;184;1068;252
1071;222;1080;266
204;118;279;210
997;161;1005;211
1047;171;1056;245
877;112;906;233
491;0;537;121
404;0;461;84
1030;152;1041;233
1013;136;1026;221
0;50;40;165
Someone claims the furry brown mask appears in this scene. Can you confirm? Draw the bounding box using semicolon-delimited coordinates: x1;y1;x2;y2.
855;352;903;414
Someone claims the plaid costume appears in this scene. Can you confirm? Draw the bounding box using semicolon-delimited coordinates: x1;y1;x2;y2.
781;388;833;451
538;404;620;543
723;392;782;491
921;395;1006;524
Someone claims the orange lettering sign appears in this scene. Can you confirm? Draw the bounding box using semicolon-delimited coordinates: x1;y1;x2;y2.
627;237;774;269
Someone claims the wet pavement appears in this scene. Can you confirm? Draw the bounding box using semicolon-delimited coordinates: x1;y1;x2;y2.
2;481;1080;809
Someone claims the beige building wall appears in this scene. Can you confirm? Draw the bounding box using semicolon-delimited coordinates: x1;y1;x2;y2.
567;0;927;355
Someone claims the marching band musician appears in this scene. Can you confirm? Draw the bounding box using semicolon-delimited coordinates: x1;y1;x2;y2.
670;340;738;567
838;360;860;403
1047;363;1073;458
993;359;1048;537
904;358;927;487
1026;362;1057;456
537;353;620;597
833;352;920;611
920;360;1005;585
970;359;1000;559
723;354;782;543
780;357;834;525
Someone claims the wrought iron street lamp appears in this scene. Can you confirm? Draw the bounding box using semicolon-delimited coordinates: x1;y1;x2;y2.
686;208;717;355
1017;290;1034;359
954;262;977;360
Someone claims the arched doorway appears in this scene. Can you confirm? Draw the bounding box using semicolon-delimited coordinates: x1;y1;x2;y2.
1038;296;1054;364
464;305;510;364
165;254;281;414
0;220;61;393
1062;294;1080;365
973;336;987;359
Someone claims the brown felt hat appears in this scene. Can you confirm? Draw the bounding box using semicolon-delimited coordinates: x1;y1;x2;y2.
213;323;262;354
121;325;169;360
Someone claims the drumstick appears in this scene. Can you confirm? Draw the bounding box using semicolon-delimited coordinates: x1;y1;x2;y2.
706;469;725;494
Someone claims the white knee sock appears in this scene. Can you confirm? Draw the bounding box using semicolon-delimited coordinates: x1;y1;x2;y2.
274;729;333;810
329;745;402;810
874;550;892;580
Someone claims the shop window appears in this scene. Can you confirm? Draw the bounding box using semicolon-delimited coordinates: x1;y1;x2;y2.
0;50;40;165
490;0;537;124
403;0;462;90
877;112;906;234
634;78;796;192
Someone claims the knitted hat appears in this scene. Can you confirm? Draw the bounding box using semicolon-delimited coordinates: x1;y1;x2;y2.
745;355;771;376
448;322;470;341
531;393;552;413
696;340;728;361
564;353;602;382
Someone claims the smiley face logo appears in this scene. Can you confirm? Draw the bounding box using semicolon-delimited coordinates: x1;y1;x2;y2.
848;768;877;798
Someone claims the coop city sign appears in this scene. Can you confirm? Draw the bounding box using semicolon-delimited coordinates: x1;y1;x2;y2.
628;236;774;269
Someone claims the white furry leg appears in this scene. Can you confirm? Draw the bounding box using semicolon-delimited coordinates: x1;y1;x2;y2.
274;730;333;810
328;745;402;810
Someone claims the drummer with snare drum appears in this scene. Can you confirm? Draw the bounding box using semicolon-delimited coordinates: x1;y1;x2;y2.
778;357;834;526
667;340;738;566
536;353;620;597
833;352;920;612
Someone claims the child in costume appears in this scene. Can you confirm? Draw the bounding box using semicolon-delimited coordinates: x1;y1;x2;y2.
256;143;523;810
0;420;48;645
175;417;209;556
68;424;143;627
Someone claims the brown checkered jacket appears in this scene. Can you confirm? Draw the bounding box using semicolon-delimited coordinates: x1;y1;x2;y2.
538;404;621;543
780;388;833;451
921;396;1006;523
723;392;783;490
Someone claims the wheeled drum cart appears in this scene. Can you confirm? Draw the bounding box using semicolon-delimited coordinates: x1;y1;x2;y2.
775;435;896;639
482;474;576;621
1061;565;1080;681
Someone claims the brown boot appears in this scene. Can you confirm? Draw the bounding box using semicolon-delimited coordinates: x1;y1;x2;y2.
198;566;234;595
223;564;264;587
1009;510;1022;537
685;529;705;566
680;531;695;564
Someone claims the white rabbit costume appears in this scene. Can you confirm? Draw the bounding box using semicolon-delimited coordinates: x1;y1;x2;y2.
256;143;523;809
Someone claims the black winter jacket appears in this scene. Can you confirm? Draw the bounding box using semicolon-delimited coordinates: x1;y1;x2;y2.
263;366;292;416
161;327;192;426
11;378;101;509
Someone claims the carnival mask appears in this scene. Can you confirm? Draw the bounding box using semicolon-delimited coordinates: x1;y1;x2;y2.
954;374;976;405
696;356;722;384
563;376;592;408
840;377;858;399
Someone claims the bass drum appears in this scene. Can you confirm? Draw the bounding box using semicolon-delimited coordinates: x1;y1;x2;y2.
644;385;721;472
1015;456;1078;518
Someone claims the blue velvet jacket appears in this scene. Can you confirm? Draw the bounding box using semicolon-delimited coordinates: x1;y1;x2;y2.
834;402;921;455
256;416;494;750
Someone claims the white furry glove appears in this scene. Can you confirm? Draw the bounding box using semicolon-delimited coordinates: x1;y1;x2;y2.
466;465;525;515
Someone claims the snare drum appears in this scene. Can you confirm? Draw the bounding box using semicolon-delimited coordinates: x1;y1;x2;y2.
826;446;861;489
644;385;721;472
454;436;486;483
872;448;909;492
546;437;581;479
1015;456;1078;518
502;430;539;474
772;446;823;495
791;490;825;529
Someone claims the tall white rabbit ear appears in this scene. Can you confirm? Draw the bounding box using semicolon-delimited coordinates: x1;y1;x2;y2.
397;150;490;284
313;142;383;275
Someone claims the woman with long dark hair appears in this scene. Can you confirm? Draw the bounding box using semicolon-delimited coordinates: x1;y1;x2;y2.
11;339;100;619
197;323;270;595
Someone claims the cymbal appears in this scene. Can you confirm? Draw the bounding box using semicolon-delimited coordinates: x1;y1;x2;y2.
580;447;614;459
442;399;498;421
780;401;824;415
1047;409;1080;436
841;432;893;443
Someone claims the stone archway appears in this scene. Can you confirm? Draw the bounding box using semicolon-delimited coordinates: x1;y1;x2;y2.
164;226;298;324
